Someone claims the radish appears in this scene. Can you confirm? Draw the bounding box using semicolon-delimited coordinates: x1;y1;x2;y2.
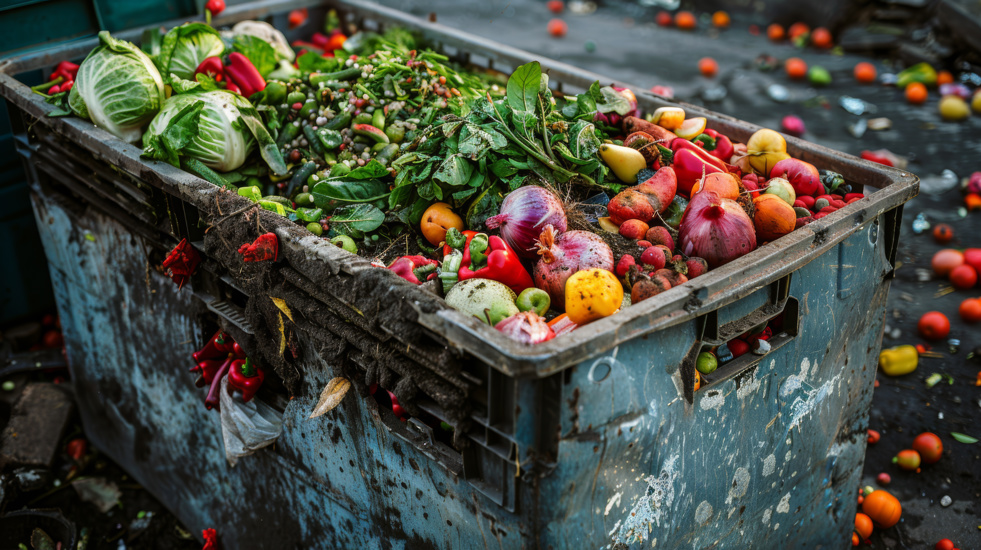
534;225;614;311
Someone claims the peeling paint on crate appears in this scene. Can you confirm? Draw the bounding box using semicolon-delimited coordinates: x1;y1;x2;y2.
699;390;725;411
604;492;622;516
762;507;773;526
695;500;713;525
736;367;762;399
776;492;792;514
610;455;679;545
763;454;776;476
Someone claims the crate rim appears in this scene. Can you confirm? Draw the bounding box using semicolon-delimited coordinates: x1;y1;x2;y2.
0;0;919;379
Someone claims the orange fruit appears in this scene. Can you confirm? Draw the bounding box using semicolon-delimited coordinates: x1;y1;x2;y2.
698;57;718;77
937;70;954;86
712;11;730;28
785;57;808;79
767;23;785;41
811;27;832;48
656;11;673;27
905;82;928;104
960;298;981;323
675;11;696;30
420;202;463;246
788;22;810;40
854;62;877;84
547;18;568;37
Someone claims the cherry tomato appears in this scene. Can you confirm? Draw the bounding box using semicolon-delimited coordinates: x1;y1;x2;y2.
767;23;785;41
547;0;564;14
912;432;943;464
656;11;673;27
698;57;718;78
547;18;568;37
906;82;928;105
675;11;697;30
876;472;891;486
854;62;877;84
892;449;921;471
963;248;981;274
867;429;880;444
936;539;955;550
785;57;808;79
959;298;981;323
950;265;978;290
932;223;954;244
205;0;225;15
918;311;950;340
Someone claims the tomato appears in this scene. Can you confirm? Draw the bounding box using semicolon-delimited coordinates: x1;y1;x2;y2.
906;82;928;104
746;128;790;175
960;298;981;323
854;62;877;84
932;249;964;277
420;202;463;246
937;71;954;86
547;0;564;14
963;248;981;273
767;23;785;41
912;432;943;464
936;539;955;550
656;11;673;27
851;533;860;547
950;265;978;290
867;429;880;444
788;22;810;40
785;57;808;79
918;311;950;340
712;11;730;28
811;27;833;49
893;449;921;471
854;512;874;539
862;490;902;528
675;11;696;30
698;57;718;78
288;8;308;29
932;223;954;244
42;329;64;348
547;18;568;37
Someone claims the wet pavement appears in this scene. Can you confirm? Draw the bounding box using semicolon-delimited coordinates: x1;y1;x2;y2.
370;0;981;547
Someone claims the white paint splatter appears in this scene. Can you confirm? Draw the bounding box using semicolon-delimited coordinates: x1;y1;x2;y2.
774;523;780;531
694;501;713;525
611;455;680;546
776;492;791;514
699;391;725;411
785;450;792;463
604;492;622;516
736;368;762;400
763;454;776;476
762;507;772;525
725;467;750;505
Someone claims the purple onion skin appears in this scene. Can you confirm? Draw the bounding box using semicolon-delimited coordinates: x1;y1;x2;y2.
485;186;567;259
678;191;757;269
533;226;614;311
495;311;555;344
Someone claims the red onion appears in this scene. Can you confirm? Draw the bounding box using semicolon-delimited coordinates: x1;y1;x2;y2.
495;311;555;344
678;191;757;269
486;186;567;259
533;225;614;310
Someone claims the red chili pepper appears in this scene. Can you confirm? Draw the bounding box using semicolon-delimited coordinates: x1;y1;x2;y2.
227;358;264;403
60;80;73;92
860;150;893;167
224;52;266;98
205;0;225;15
48;61;79;83
65;438;87;461
442;229;533;293
48;85;61;95
387;255;438;285
194;56;224;82
202;528;218;550
192;330;236;362
670;138;726;197
162;238;201;289
224;81;241;95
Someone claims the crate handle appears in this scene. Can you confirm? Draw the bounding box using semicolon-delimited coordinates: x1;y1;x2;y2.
681;275;800;402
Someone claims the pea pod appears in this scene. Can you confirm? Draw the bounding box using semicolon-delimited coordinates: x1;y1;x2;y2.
294;192;315;206
309;67;362;85
371;108;386;131
287;161;318;197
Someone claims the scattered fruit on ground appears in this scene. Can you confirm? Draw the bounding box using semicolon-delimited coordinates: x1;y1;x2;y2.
785;57;808;79
905;82;928;104
918;311;950;340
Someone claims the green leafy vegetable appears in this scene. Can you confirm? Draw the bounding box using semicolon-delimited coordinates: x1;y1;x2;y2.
154;23;225;80
330;204;386;237
68;31;165;143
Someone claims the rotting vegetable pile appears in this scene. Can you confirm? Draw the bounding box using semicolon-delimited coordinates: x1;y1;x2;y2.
33;10;873;400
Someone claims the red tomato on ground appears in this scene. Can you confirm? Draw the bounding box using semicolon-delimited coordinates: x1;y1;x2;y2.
547;18;568;37
959;298;981;323
912;432;943;464
698;57;718;77
932;249;964;277
950;264;978;290
547;0;564;14
918;311;950;340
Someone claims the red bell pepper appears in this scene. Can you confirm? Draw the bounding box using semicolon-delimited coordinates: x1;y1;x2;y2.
224;52;266;98
441;228;533;294
195;57;224;82
388;255;438;285
227;358;264;403
671;138;726;197
693;129;734;163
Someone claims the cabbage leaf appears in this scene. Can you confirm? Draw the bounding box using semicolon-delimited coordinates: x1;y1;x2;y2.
155;23;226;81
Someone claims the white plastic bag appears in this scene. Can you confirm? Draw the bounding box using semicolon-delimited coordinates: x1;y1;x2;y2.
219;377;283;466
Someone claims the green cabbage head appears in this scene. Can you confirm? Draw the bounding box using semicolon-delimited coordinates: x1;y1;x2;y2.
143;90;286;175
68;31;165;143
155;23;226;80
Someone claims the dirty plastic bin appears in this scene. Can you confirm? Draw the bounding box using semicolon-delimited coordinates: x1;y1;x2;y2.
0;0;918;547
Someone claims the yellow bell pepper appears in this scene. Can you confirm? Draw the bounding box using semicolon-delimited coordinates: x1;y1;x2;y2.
565;268;623;325
878;345;918;376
